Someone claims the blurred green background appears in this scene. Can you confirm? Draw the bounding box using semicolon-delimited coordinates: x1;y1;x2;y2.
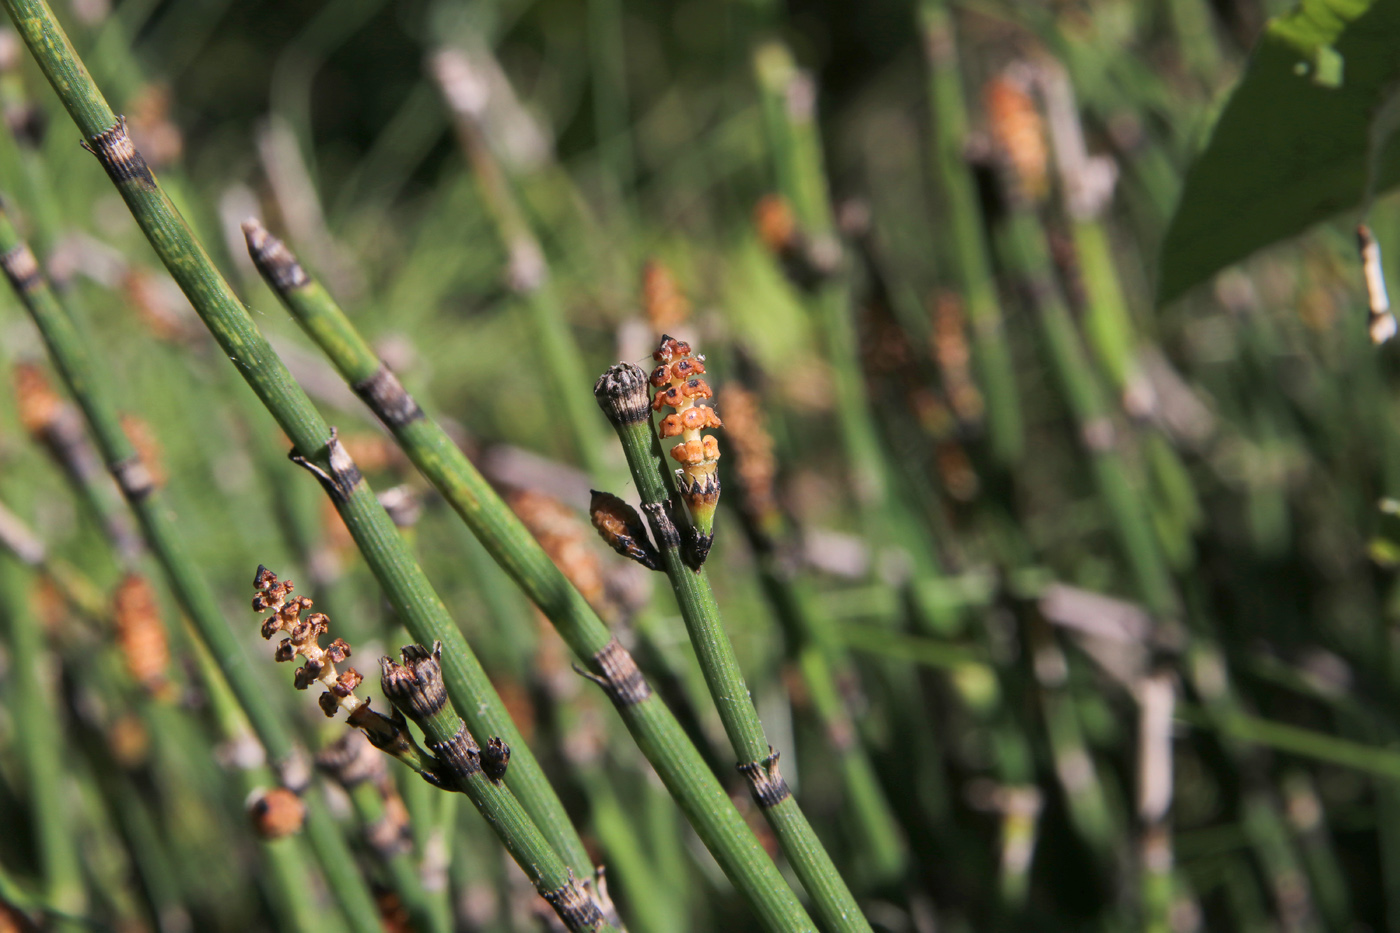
5;0;1400;930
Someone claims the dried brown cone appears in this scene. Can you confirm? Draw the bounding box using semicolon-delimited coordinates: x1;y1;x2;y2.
588;490;659;571
984;72;1050;206
481;736;511;783
112;573;172;698
641;259;691;334
252;565;366;719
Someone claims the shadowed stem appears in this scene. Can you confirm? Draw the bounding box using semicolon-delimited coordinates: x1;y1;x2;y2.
0;558;86;931
918;0;1024;465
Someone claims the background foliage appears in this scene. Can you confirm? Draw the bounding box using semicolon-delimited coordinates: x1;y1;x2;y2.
5;0;1400;930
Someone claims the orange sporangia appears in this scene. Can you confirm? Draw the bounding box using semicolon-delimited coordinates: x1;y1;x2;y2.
984;74;1049;204
642;259;690;333
120;414;167;489
651;335;721;538
113;574;171;698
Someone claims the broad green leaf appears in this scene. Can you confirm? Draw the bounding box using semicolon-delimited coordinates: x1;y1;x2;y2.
1158;0;1400;303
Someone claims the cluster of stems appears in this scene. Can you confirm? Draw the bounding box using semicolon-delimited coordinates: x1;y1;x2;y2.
593;338;873;933
0;0;596;888
238;218;819;932
250;567;619;933
0;194;386;933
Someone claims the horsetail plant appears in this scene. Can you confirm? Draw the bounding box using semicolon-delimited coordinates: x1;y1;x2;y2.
0;559;86;931
594;340;874;933
250;566;619;933
0;0;597;884
430;47;610;480
240;218;820;933
0;203;386;933
722;379;908;884
918;0;1024;465
316;731;452;933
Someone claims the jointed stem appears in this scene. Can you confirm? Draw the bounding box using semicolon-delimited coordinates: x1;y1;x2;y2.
0;0;593;884
0;206;385;933
918;0;1024;466
380;644;620;933
598;366;874;933
241;220;818;933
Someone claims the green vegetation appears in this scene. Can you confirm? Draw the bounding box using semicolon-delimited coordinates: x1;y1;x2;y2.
1;0;1399;929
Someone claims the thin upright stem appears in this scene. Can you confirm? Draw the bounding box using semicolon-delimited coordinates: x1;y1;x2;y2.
599;363;873;933
0;0;593;882
241;220;818;933
431;48;610;480
379;644;621;933
918;0;1024;465
0;558;86;930
998;207;1178;618
0;205;384;933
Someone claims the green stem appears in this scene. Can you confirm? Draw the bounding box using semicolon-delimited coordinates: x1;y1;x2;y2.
184;618;343;933
918;0;1024;465
0;497;108;621
752;44;886;509
380;645;620;933
0;207;384;933
0;0;593;885
999;208;1178;618
0;558;86;929
432;48;609;480
741;524;905;882
241;221;817;933
346;780;447;933
1175;704;1400;779
601;369;871;933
